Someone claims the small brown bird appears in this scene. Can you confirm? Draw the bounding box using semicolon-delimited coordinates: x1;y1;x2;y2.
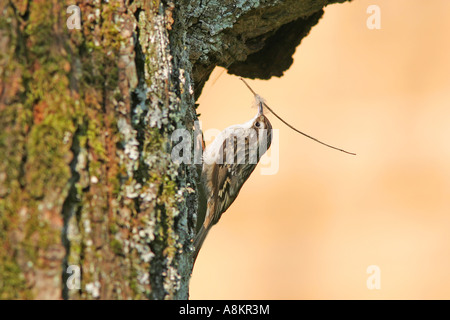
193;101;272;261
192;78;355;262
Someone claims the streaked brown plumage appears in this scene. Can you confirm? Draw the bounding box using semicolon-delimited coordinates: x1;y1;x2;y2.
193;102;272;261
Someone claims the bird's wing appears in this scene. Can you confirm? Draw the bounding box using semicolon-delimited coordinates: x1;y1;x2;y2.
207;135;258;227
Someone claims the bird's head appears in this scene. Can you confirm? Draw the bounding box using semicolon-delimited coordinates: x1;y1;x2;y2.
252;102;272;132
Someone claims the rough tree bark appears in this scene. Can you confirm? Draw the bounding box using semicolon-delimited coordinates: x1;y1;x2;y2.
0;0;349;299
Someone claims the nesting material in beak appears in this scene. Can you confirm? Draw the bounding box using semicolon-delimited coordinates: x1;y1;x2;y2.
254;94;268;115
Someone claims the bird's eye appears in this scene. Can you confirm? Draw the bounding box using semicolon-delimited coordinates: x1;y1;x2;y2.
255;122;260;128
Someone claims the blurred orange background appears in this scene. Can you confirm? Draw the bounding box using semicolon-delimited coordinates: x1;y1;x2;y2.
190;0;450;299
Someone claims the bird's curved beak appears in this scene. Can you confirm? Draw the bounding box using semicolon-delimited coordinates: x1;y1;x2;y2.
258;102;264;116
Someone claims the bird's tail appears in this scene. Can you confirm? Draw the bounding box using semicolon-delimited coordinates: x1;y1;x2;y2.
192;225;210;263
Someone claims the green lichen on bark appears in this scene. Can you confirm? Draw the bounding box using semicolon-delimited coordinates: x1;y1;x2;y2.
61;0;197;300
123;0;197;299
1;0;77;299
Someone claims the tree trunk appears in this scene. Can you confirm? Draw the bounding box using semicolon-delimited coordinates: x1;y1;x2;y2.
0;0;349;300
